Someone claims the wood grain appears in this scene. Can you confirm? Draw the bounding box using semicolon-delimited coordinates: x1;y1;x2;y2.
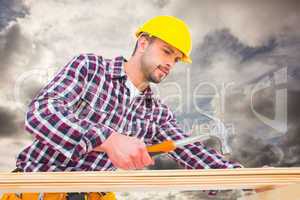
0;168;299;193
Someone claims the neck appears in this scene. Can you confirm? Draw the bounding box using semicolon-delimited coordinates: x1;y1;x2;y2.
124;56;149;92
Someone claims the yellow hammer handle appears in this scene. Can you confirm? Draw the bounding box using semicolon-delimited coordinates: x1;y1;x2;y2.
146;140;176;153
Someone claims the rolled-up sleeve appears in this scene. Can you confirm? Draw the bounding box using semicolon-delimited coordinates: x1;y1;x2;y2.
25;54;113;161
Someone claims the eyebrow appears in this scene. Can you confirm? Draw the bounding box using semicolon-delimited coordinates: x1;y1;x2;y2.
163;45;183;60
163;45;174;53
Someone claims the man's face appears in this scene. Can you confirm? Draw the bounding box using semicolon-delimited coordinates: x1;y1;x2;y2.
140;37;183;84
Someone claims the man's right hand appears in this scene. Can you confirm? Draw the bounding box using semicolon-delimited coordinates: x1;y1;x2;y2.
94;132;155;170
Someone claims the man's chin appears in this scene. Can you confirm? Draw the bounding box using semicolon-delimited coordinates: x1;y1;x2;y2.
149;78;161;84
148;75;163;84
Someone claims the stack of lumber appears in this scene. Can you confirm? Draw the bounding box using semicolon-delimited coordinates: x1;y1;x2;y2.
0;168;299;193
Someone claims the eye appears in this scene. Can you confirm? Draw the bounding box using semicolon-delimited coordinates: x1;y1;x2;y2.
163;49;171;55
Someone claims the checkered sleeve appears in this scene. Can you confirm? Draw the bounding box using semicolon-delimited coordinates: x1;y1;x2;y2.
24;54;113;161
156;107;242;169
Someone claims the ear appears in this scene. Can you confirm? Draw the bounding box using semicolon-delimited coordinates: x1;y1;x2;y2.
137;36;150;53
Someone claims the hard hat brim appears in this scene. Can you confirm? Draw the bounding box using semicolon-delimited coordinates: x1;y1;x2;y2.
182;55;192;64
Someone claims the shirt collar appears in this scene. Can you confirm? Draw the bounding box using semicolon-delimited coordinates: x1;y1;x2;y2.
108;56;153;97
143;86;153;97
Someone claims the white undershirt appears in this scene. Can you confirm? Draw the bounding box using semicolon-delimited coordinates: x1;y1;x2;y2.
125;77;142;103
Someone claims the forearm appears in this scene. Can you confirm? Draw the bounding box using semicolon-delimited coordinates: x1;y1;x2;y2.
169;142;242;169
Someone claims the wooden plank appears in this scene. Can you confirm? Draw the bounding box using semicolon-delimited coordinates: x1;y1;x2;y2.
0;168;299;193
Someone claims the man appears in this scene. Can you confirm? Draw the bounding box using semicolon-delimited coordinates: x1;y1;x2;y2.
9;16;241;200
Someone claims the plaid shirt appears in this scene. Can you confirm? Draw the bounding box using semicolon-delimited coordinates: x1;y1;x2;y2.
16;54;241;172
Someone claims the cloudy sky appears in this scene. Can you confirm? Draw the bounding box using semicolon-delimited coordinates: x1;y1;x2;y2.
0;0;300;198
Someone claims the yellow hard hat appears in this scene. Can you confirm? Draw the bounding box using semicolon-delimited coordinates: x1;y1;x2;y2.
135;15;192;63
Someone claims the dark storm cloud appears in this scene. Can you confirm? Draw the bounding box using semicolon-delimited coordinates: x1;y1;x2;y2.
224;64;300;167
1;23;20;70
0;106;18;136
279;77;300;166
191;29;278;72
0;0;28;30
229;135;285;167
0;23;31;78
168;15;299;167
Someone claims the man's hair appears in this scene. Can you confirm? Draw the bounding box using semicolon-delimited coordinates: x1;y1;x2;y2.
131;33;155;56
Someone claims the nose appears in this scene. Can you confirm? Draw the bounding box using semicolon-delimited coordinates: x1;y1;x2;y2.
165;60;175;70
163;64;172;74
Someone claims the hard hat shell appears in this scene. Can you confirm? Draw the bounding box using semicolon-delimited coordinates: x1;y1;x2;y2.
136;15;192;63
